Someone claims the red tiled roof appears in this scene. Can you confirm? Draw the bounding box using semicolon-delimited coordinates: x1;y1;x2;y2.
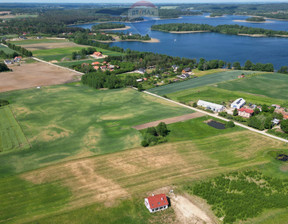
238;108;254;114
147;194;168;209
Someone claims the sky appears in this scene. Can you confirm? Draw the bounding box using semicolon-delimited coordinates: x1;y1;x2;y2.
1;0;288;3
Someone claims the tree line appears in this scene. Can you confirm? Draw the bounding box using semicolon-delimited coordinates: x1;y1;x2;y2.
0;63;11;72
2;41;33;57
151;23;288;37
92;23;125;31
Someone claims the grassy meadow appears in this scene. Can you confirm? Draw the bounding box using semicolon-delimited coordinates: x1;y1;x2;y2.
217;73;288;101
10;38;69;45
0;44;15;54
148;70;259;96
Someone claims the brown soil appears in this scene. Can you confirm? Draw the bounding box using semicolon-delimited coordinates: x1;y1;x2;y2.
133;112;205;130
0;62;81;93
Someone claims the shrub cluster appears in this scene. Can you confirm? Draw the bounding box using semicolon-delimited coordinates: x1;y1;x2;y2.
141;122;169;147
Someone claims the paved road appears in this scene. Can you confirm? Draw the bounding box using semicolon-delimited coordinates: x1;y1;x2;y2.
143;90;288;144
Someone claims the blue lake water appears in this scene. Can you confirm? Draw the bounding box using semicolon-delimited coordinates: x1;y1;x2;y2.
75;14;288;69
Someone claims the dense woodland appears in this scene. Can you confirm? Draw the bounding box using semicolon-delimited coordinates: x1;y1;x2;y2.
151;23;288;37
246;17;266;22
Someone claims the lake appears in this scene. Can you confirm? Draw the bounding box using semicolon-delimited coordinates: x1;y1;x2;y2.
75;14;288;69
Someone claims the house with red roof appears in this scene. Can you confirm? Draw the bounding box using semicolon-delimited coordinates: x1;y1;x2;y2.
238;108;254;118
92;61;100;65
144;194;169;213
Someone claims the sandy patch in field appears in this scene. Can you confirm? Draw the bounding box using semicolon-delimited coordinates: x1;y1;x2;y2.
82;126;102;152
23;42;87;51
100;113;134;120
23;159;128;207
133;112;205;130
30;125;72;142
171;194;216;224
0;62;81;93
13;106;32;116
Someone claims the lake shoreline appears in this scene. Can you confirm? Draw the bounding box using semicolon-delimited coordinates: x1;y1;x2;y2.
99;26;131;31
96;37;160;43
233;19;274;24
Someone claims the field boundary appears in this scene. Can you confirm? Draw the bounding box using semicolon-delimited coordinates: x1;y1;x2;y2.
140;89;288;144
133;112;205;130
32;57;84;75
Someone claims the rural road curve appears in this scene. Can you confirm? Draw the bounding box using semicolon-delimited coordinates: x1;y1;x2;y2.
142;90;288;144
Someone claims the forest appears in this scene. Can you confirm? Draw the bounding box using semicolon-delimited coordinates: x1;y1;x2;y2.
246;17;266;22
151;23;288;37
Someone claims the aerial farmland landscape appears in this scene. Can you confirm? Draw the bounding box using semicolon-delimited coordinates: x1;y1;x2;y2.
1;0;288;224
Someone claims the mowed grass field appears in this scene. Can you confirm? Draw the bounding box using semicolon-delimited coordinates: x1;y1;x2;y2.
11;38;69;45
167;86;288;107
148;70;259;96
217;73;288;101
0;106;29;152
0;85;192;176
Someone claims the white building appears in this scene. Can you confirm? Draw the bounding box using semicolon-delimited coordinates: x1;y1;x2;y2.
197;100;225;112
145;194;169;213
231;98;246;109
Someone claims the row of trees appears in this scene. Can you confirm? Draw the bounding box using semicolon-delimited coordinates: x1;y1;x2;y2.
0;50;19;59
2;41;33;57
151;23;288;37
81;72;138;89
118;33;151;41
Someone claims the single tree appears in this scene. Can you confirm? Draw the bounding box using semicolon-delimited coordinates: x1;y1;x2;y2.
233;108;238;116
156;122;168;137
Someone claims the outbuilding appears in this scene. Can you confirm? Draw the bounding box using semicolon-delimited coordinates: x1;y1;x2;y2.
197;100;225;112
145;194;169;213
231;98;246;109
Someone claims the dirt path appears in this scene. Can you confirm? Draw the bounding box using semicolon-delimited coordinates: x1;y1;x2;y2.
171;194;215;224
133;112;205;130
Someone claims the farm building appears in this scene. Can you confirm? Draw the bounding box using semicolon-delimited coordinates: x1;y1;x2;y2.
197;100;225;112
177;73;190;79
136;68;146;74
144;194;169;213
231;98;246;109
238;108;254;118
182;67;191;73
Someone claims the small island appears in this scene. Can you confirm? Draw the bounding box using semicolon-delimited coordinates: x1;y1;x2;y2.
151;23;288;37
92;23;130;31
93;32;159;43
246;16;266;22
209;13;224;18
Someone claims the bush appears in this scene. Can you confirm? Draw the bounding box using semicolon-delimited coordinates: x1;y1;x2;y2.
193;102;197;107
281;120;288;133
156;122;168;137
0;99;9;107
141;140;149;147
226;121;235;128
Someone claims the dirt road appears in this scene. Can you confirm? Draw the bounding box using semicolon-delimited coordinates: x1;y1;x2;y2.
133;112;205;130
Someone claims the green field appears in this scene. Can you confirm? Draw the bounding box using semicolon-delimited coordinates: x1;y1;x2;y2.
0;44;15;54
0;85;192;176
56;58;103;68
0;106;29;152
218;73;288;101
148;70;259;95
10;38;69;45
167;86;288;107
1;84;288;223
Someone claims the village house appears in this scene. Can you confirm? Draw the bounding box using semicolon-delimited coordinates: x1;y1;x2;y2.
14;56;22;63
4;59;13;65
238;108;254;118
100;65;107;71
231;98;246;109
172;65;179;72
197;100;225;112
238;74;245;79
182;67;191;74
94;66;99;70
272;118;280;126
144;194;169;213
177;73;190;79
91;51;106;59
136;68;146;74
136;78;143;82
92;61;100;65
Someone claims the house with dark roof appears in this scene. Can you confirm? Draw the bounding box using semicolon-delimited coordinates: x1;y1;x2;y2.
144;194;169;213
182;67;191;73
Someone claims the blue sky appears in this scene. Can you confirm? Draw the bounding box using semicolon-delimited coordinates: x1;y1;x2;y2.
2;0;288;3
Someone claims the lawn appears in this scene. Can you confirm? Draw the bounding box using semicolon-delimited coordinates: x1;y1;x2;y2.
0;85;192;176
148;70;259;96
0;106;30;153
217;73;288;101
167;86;288;107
